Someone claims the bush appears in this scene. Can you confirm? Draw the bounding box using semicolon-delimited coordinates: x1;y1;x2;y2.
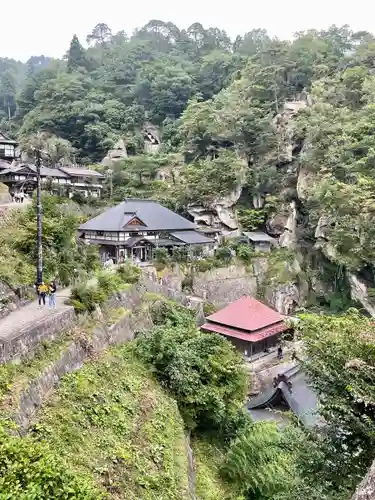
135;302;247;436
194;258;215;273
215;246;232;263
220;421;295;499
236;244;255;263
172;247;189;263
0;426;100;499
182;274;193;291
203;302;217;316
70;271;126;313
154;247;169;264
149;299;195;328
116;262;141;283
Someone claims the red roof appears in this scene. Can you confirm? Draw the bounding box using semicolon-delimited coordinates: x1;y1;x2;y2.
202;321;288;342
206;296;286;332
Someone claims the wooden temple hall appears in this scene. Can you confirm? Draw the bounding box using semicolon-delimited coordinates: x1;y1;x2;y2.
79;199;215;263
201;296;290;357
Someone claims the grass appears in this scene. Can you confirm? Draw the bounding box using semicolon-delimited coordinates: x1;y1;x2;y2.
192;438;239;500
30;345;190;500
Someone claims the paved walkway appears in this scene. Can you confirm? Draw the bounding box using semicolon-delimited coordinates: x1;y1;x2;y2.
0;287;72;340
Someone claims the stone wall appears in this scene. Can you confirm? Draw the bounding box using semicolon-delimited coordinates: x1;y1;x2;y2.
0;308;76;363
13;303;152;431
192;265;258;308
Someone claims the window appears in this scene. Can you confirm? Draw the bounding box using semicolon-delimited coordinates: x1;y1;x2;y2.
0;144;15;157
96;231;104;237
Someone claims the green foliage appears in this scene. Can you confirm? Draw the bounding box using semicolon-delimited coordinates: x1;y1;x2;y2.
154;247;169;264
0;194;99;288
294;310;375;493
0;425;100;499
135;302;247;436
70;269;130;313
215;246;232;263
29;346;190;499
236;244;256;264
116;262;141;283
221;421;295;499
238;208;266;231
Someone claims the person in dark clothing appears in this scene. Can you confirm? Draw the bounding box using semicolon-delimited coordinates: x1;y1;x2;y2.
277;345;283;360
49;279;57;308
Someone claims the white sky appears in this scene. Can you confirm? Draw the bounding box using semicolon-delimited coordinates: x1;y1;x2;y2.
3;0;375;61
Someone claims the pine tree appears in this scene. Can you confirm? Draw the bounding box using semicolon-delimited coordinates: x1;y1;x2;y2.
66;35;87;72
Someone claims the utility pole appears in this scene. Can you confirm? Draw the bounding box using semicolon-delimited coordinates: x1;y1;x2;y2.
35;149;43;284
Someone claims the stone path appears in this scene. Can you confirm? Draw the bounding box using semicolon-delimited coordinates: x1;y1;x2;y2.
0;287;72;340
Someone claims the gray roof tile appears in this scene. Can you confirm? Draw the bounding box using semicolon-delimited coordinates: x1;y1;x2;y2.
171;230;215;245
80;199;197;232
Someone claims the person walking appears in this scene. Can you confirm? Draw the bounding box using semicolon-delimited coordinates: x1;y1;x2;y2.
37;282;48;307
19;191;25;203
49;279;57;308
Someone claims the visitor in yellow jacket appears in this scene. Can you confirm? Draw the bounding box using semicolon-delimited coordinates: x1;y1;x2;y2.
37;282;49;307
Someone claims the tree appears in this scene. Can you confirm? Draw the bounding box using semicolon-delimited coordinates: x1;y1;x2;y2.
0;69;17;119
19;132;74;166
296;310;375;495
135;303;247;435
66;34;88;72
86;23;112;47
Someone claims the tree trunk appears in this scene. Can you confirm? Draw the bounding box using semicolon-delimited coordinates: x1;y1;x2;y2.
352;459;375;500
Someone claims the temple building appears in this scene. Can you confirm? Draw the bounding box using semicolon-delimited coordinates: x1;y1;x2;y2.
201;296;290;356
79;199;215;263
0;164;104;198
0;132;17;163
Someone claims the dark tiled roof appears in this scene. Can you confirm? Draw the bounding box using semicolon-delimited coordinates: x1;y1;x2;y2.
171;230;215;245
59;166;104;178
0;132;17;144
79;199;196;232
206;296;286;332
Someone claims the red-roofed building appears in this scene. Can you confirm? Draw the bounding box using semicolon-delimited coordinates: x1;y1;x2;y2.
201;296;290;357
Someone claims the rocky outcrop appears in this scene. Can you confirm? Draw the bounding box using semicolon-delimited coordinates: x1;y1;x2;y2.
188;184;242;233
279;201;298;249
266;283;302;315
348;273;375;317
352;460;375;500
101;139;128;166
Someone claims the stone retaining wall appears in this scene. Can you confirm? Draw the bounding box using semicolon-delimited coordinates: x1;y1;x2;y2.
13;293;153;431
5;278;201;430
0;308;76;363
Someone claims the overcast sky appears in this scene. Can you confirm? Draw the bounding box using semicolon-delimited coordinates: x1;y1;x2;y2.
3;0;375;61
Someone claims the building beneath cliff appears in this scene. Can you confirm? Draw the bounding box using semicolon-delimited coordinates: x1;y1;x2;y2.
201;296;290;356
79;199;215;263
0;164;104;198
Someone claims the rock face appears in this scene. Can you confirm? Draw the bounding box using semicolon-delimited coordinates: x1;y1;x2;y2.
101;139;128;166
266;283;302;315
352;459;375;500
187;183;242;234
348;273;375;317
279;201;298;249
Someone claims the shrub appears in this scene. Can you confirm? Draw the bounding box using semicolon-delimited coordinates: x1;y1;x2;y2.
215;246;232;263
203;302;217;316
0;426;100;499
135;302;247;436
194;258;215;273
182;274;193;291
154;247;169;264
172;246;189;263
116;262;141;283
236;244;255;263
